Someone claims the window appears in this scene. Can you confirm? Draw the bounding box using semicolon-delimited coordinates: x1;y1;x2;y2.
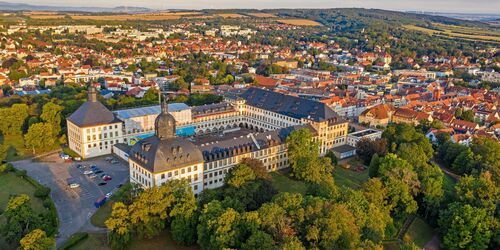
181;169;185;174
168;172;172;178
161;174;165;179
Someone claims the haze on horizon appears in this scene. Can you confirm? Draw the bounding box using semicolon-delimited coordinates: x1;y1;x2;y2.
5;0;500;14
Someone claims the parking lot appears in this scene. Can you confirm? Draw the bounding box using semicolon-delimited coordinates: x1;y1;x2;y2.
12;153;129;244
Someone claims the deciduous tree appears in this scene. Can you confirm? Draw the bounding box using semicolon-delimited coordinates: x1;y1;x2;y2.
19;229;55;250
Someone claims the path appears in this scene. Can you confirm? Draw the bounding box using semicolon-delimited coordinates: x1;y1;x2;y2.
431;159;460;180
424;234;441;250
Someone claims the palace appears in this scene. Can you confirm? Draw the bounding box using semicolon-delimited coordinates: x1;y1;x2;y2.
67;87;349;194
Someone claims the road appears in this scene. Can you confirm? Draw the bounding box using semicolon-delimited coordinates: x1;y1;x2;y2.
12;153;129;245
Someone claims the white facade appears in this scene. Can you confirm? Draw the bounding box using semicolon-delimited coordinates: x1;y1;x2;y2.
347;129;383;147
68;121;124;158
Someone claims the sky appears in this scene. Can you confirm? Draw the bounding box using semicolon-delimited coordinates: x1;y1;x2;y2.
6;0;500;14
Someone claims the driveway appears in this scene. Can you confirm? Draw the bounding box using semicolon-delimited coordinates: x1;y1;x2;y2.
12;153;129;245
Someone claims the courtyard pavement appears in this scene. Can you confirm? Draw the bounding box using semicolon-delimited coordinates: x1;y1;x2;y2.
12;153;129;245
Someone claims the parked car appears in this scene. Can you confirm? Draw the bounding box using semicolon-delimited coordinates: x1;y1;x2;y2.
98;182;107;186
110;160;119;164
69;183;80;188
105;192;113;199
94;170;103;174
103;175;112;181
83;170;93;175
89;174;97;179
116;184;123;188
94;196;107;208
105;157;113;162
59;153;70;159
74;157;82;161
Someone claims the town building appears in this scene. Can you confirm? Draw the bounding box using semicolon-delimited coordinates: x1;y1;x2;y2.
67;87;124;158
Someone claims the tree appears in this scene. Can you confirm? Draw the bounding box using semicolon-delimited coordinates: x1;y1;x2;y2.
19;229;55;250
0;104;29;136
24;123;55;154
368;153;381;178
40;102;64;137
2;194;36;244
240;158;269;179
225;164;257;188
356;138;388;165
454;172;499;211
418;164;444;218
439;203;492;250
197;201;242;250
0;143;7;163
105;202;132;250
451;148;479;175
378;154;420;219
241;231;275;250
287;129;333;183
470;137;500;182
143;88;159;103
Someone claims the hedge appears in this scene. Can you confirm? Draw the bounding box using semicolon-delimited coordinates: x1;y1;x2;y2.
59;232;89;250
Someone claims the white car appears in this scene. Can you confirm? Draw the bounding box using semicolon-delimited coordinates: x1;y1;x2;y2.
105;192;113;199
83;170;93;175
89;174;97;179
69;183;80;188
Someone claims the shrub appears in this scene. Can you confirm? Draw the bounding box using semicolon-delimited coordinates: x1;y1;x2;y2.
59;232;89;250
35;186;51;199
16;169;27;177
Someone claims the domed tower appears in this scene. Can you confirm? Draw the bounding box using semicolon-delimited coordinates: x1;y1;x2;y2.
155;96;176;140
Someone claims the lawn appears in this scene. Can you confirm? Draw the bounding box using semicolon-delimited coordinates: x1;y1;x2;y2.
0;172;45;211
332;166;369;189
403;217;435;248
0;171;52;249
69;231;199;250
270;171;307;195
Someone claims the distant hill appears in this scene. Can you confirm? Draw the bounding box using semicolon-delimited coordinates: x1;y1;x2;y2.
0;1;152;13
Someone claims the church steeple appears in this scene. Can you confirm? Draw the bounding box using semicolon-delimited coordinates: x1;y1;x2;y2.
155;95;176;140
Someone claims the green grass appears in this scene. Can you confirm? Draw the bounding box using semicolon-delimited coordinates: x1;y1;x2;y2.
270;171;307;195
69;231;199;250
403;217;434;248
91;199;114;228
332;166;369;189
0;172;45;211
59;232;89;250
0;171;53;249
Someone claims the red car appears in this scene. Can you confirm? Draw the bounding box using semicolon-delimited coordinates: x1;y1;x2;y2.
102;175;112;181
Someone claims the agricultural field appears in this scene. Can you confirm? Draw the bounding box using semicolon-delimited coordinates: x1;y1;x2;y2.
216;13;247;18
68;12;202;21
403;24;500;43
246;13;277;18
70;14;181;21
277;19;322;26
28;15;66;19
